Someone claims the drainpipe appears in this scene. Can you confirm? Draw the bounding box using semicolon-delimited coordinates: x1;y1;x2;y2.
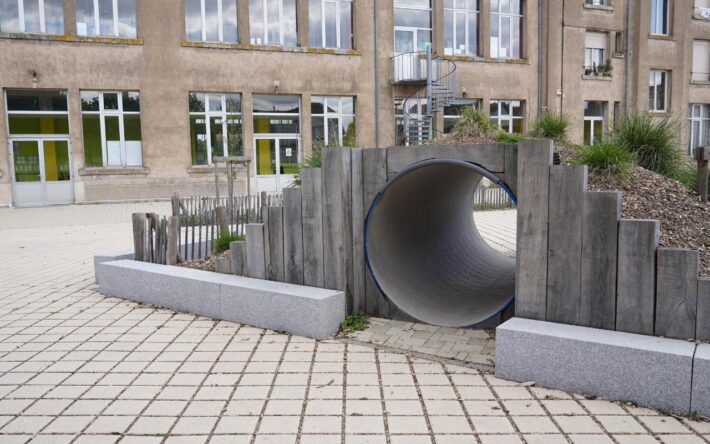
559;0;565;113
374;0;380;147
623;0;632;114
537;0;544;113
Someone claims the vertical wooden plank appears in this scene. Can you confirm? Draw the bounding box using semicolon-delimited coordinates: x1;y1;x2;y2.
697;278;710;342
655;248;699;340
351;148;366;314
616;219;660;335
580;191;621;330
515;140;554;321
216;206;228;235
261;207;272;277
503;144;518;196
362;147;391;317
322;148;352;300
266;206;285;282
229;240;248;276
301;168;325;287
245;223;266;279
132;213;146;262
166;216;179;265
283;187;304;285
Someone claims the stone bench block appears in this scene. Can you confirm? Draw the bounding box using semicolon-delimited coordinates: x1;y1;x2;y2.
96;259;345;339
691;344;710;417
496;317;695;414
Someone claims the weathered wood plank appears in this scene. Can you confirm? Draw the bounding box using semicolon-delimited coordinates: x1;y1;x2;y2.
386;143;506;177
322;148;352;302
132;213;148;262
515;140;554;321
615;219;660;335
655;248;698;340
580;191;621;330
546;165;587;325
351;148;366;313
245;223;266;279
301;168;325;287
166;216;179;265
265;206;285;282
229;240;247;276
215;206;228;234
697;278;710;341
502;144;518;196
282;187;304;285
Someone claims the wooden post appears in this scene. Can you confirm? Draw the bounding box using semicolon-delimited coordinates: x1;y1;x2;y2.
229;240;248;275
351;148;366;314
655;248;698;340
283;187;304;285
216;206;228;235
697;278;710;341
166;216;179;265
171;193;180;217
301;168;325;287
696;147;708;202
245;223;266;279
132;213;147;262
266;206;285;282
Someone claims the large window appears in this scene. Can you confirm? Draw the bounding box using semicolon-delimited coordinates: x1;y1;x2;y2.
81;91;141;167
249;0;297;46
76;0;136;38
253;94;300;134
584;32;606;74
649;70;669;112
693;40;710;82
5;89;68;135
394;0;431;53
443;99;481;133
189;93;242;166
490;100;523;133
0;0;64;34
309;0;352;49
185;0;238;43
491;0;522;59
650;0;669;35
689;104;710;155
584;101;605;145
311;96;355;147
444;0;478;56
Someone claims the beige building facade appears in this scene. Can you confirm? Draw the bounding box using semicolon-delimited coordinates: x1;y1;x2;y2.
0;0;708;206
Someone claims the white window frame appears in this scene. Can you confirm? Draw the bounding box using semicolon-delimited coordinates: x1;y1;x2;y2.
252;94;301;134
81;91;141;167
584;101;605;145
586;0;607;5
650;0;669;36
311;0;352;49
649;70;669;113
444;0;478;56
490;100;523;133
250;0;293;46
393;0;432;53
3;0;55;33
692;40;710;82
311;96;355;146
5;90;70;136
689;104;710;155
491;1;522;59
190;0;236;43
189;93;242;165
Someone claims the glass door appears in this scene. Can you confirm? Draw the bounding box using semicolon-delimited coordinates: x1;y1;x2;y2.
11;140;43;206
254;136;300;193
10;139;73;206
42;140;73;204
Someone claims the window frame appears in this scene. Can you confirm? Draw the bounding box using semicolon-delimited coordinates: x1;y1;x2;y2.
185;0;238;43
393;0;432;53
309;0;353;49
583;101;605;146
489;100;524;134
249;0;297;46
650;0;669;36
444;0;479;57
692;40;710;83
649;70;669;113
311;96;355;147
76;0;136;38
490;0;523;59
0;0;63;34
188;92;243;166
252;94;301;134
443;98;482;133
5;89;70;136
688;104;710;155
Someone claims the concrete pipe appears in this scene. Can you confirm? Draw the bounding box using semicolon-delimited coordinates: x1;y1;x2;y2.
365;159;516;327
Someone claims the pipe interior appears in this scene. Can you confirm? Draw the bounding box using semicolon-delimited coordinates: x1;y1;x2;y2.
365;160;516;327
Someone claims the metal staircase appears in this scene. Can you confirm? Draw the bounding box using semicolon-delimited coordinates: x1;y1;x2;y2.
392;46;457;145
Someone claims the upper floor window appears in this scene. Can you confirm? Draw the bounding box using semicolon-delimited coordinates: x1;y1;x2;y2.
584;31;607;75
5;89;68;135
491;0;522;59
311;96;355;147
649;70;669;112
444;0;478;57
249;0;297;46
81;90;142;167
0;0;64;34
76;0;136;38
309;0;352;49
185;0;238;43
650;0;669;35
443;99;481;133
490;100;523;133
394;0;431;54
189;93;242;166
585;0;607;6
693;40;710;82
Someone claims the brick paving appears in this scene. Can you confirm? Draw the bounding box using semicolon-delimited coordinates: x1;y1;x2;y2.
0;205;708;443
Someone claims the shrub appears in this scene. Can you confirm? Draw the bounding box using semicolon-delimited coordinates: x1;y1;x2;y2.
450;106;498;140
339;312;366;333
574;142;634;181
529;110;569;141
213;231;245;254
610;112;681;177
496;130;529;144
293;142;324;186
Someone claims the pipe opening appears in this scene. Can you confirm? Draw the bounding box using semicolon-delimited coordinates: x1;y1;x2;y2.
365;159;516;327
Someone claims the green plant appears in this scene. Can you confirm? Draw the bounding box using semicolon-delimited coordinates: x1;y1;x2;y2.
672;157;710;193
292;142;324;186
573;142;635;181
339;312;366;333
529;110;569;141
450;106;498;140
610;112;682;177
212;231;245;254
496;130;529;144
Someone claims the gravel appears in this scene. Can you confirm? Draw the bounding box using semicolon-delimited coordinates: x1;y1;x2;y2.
178;251;228;272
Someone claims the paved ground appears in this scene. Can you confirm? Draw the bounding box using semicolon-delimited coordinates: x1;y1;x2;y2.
0;203;709;443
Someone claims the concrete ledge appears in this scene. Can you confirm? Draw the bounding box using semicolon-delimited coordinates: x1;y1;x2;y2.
96;259;345;339
692;344;710;417
496;317;695;414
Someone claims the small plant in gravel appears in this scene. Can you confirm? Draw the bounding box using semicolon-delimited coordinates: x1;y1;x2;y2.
529;110;569;141
496;131;529;144
339;312;366;333
574;142;635;181
450;106;498;140
212;231;245;254
611;112;682;177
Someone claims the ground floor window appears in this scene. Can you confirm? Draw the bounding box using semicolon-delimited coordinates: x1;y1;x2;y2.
584;100;605;145
189;92;242;165
490;100;523;133
689;104;710;155
311;96;355;147
81;90;142;167
443;98;482;133
395;97;429;145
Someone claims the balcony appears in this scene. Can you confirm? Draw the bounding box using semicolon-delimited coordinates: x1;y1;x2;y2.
392;52;430;85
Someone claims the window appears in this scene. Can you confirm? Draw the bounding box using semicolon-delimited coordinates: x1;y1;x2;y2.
81;91;141;167
249;0;297;46
311;96;355;147
693;40;710;82
586;0;607;5
253;94;300;133
309;0;352;49
650;0;669;35
76;0;136;37
689;104;710;155
394;0;431;53
0;0;63;34
649;70;669;112
185;0;238;43
584;101;605;145
444;0;478;56
443;99;481;133
5;89;68;135
614;32;624;54
394;97;428;145
490;100;523;133
189;93;242;166
584;32;606;73
491;0;522;59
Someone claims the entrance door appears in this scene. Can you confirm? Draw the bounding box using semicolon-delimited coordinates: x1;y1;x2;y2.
10;139;73;206
254;137;300;193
